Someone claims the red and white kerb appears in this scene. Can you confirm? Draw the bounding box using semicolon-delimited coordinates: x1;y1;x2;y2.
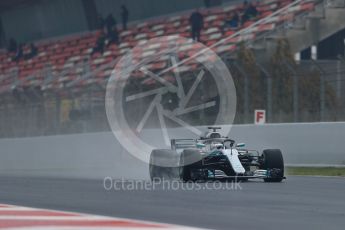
0;204;203;229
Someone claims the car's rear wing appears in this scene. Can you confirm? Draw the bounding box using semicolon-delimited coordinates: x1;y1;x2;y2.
171;139;197;150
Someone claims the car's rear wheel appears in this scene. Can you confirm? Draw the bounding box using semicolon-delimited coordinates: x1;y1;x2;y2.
149;149;179;181
261;149;284;182
180;149;203;182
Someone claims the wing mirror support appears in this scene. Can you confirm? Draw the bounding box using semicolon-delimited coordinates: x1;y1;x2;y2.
236;143;246;148
196;143;206;149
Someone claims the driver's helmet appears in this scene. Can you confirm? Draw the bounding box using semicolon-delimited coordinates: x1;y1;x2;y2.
205;132;221;139
211;142;223;150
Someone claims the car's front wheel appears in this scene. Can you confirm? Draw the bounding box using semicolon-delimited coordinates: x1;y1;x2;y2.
261;149;285;182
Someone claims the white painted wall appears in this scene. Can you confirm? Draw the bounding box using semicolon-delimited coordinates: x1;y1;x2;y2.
0;122;345;179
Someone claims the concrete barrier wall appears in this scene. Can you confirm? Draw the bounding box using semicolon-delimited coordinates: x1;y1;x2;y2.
0;122;345;179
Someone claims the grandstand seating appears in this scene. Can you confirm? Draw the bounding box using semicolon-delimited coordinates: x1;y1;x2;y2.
0;0;317;93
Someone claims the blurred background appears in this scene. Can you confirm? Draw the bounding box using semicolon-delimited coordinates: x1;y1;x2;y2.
0;0;345;138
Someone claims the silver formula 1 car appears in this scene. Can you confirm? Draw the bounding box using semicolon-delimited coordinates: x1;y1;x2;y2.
149;127;285;182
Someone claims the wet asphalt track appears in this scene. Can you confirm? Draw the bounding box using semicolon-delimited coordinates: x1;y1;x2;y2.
0;176;344;230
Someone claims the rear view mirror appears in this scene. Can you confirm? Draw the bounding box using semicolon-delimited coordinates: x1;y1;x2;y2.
236;143;245;148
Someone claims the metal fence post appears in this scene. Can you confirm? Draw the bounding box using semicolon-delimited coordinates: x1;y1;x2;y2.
293;74;299;122
267;77;272;123
55;94;61;135
337;55;345;108
256;63;272;123
233;62;249;123
311;60;326;121
320;74;325;121
284;60;299;122
336;60;341;99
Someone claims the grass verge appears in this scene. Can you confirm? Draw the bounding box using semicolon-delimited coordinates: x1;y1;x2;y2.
286;167;345;177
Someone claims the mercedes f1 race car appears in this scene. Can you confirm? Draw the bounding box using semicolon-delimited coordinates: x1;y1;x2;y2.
149;127;285;182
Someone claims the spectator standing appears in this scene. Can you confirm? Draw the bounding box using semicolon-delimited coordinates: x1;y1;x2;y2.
246;2;258;18
121;5;129;30
91;32;106;55
12;43;23;62
242;2;258;24
97;15;105;31
104;13;120;46
105;14;117;35
107;27;120;46
24;43;38;60
189;9;204;42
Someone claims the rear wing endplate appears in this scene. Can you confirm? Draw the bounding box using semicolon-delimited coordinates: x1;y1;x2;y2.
171;139;197;150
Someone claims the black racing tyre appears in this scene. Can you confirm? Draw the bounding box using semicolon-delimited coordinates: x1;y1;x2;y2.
261;149;284;183
179;149;203;182
149;156;158;181
149;149;179;181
